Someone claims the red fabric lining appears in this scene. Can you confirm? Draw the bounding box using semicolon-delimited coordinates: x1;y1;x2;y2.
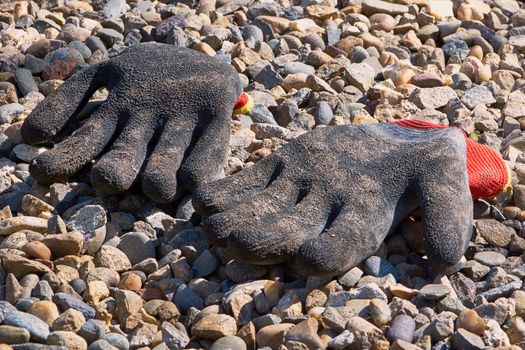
391;119;508;199
234;92;249;109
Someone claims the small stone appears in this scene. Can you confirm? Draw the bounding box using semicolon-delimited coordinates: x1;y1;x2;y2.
102;333;130;350
52;293;96;319
0;103;25;124
42;232;84;258
363;256;400;279
95;245;131;272
30;300;59;326
115;290;143;325
328;330;354;349
15;68;38;96
362;0;409;15
225;259;267;282
410;86;457;109
78;319;105;344
285;318;324;349
344;63;375;93
191;314;237;340
457;309;485;336
256;323;295;349
117;232;156;265
174;284;203;314
22;241;52;260
418;284;452;300
210;335;247;350
387;315;415;343
0;325;30;344
452;328;484;350
338;267;363;288
475;219;514;247
47;331;88;350
474;251;506;267
52;308;85;332
369;299;391;327
4;310;50;342
84;280;110;305
192;250;218;278
461;86;496;109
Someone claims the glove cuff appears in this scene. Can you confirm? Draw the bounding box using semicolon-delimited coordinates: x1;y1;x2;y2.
391;119;510;199
233;92;254;115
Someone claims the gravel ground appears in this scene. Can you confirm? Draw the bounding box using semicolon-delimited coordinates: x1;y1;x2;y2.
1;0;525;349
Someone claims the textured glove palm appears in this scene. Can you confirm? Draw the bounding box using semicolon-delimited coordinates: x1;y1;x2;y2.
21;43;241;203
194;123;474;276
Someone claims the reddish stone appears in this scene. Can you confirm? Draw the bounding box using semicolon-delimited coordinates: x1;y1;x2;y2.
42;60;76;81
137;288;168;301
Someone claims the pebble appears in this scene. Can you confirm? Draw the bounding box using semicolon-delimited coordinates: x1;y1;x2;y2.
192;314;237;340
363;256;400;279
456;309;485;336
0;325;30;344
4;310;50;343
117;232;156;265
474;251;506;267
210;336;247;350
387;315;415;343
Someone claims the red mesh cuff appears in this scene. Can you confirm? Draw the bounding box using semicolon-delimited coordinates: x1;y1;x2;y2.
391;119;509;199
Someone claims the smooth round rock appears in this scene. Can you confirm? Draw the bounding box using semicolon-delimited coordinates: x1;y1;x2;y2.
474;251;506;267
117;232;156;265
386;315;415;343
210;335;247;350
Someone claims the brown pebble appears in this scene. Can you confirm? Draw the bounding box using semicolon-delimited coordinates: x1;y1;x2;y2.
456;309;485;336
22;241;52;260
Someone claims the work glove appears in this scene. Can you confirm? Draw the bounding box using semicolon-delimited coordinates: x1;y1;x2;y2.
194;121;509;276
21;42;245;203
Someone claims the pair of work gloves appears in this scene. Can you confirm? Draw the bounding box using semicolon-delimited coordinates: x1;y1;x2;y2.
21;43;510;276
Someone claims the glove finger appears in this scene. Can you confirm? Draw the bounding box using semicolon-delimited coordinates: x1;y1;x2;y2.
29;99;119;184
192;154;284;217
202;176;299;246
141;118;194;203
178;108;231;193
91;110;157;195
226;189;333;265
417;129;473;266
21;64;104;144
293;207;389;277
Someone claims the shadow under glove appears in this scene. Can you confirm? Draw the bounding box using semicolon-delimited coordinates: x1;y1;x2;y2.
21;43;242;203
194;123;474;276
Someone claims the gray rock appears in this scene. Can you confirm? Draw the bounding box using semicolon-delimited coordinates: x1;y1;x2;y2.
117;232;156;265
96;28;124;47
24;55;48;74
161;322;189;350
173;284;203;313
15;68;38;96
443;39;469;59
249;105;277;125
462;86;496;109
344;63;375;92
338;267;363;288
210;336;247;350
102;0;129;18
362;0;408;15
283;62;315;76
79;319;106;344
474;251;506;267
328;330;354;349
192;249;218;278
479;280;523;301
418;284;452;300
225;259;267;283
314;101;333;126
363;256;400;279
410;86;457;109
88;339;119;350
0;103;25;124
52;293;96;319
4;310;50;342
452;328;484;350
252;314;282;331
387;315;415;342
102;333;130;350
68;41;92;60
